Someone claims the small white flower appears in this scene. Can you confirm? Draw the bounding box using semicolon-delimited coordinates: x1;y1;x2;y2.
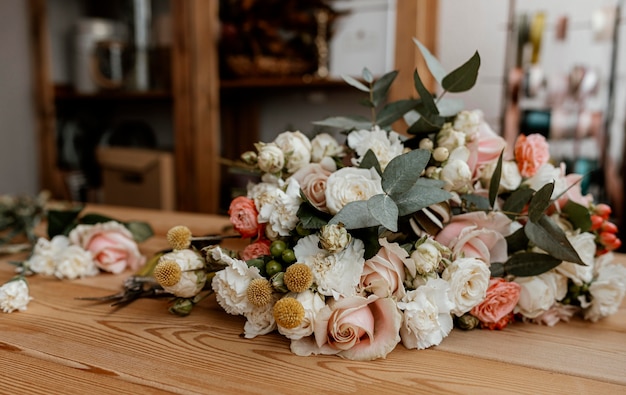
318;224;351;253
256;142;285;174
277;290;326;340
436;124;466;152
440;159;472;193
211;247;262;315
347;125;404;171
409;238;448;277
274;130;312;173
310;133;344;163
243;294;279;338
325;167;383;215
442;257;490;316
398;277;454;350
453;110;482;137
294;234;365;299
0;278;32;313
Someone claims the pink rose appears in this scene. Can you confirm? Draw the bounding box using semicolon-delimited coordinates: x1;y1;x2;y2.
241;239;271;261
360;239;408;299
290;295;402;360
514;133;550;177
435;211;512;264
290;163;331;212
69;221;145;274
471;278;521;328
229;196;261;238
466;121;507;177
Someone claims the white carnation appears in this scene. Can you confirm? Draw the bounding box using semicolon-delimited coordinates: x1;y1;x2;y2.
211;247;262;315
398;277;454;350
347;125;404;170
0;279;32;313
442;257;490;316
294;234;365;299
259;177;301;236
159;249;206;298
27;235;70;276
514;271;568;319
325;167;383;215
274;130;312;173
54;245;99;280
248;178;282;218
277;290;326;340
243;294;279;338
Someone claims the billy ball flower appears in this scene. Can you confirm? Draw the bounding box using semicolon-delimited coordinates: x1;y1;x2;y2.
153;249;206;298
166;225;192;250
273;296;305;329
284;263;313;293
247;278;274;307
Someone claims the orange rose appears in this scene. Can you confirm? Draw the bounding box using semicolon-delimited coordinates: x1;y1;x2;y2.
229;196;261;238
514;133;550;177
471;278;521;329
241;239;271;261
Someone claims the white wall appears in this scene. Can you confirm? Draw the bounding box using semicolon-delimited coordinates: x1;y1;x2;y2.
0;0;38;195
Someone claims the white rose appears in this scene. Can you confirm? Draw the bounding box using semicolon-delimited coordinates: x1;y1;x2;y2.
442;257;490;316
243;294;278;338
480;160;522;193
256;143;285;174
325;167;384;215
259;177;301;236
514;271;568;319
310;132;343;163
555;232;596;286
436;124;466;151
54;245;99;280
294;234;365;299
440;159;472;193
347;125;404;170
584;263;626;322
0;278;32;313
211;247;262;315
278;290;326;340
409;238;447;277
27;235;70;276
274;130;312;173
398;277;454;350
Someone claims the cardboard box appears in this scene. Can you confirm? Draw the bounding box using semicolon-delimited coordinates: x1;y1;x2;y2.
96;146;175;210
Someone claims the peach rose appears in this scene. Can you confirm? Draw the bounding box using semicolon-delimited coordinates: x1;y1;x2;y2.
290;163;331;212
290;294;402;360
471;278;521;329
241;239;271;261
229;196;261;238
69;221;145;274
465;120;507;177
360;239;409;299
514;133;550;177
435;211;512;264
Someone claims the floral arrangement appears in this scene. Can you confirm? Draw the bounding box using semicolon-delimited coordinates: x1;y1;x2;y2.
141;39;626;361
0;199;152;313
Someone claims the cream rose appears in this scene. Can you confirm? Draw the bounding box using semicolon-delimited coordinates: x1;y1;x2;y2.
256;142;285;174
514;271;568;319
347;126;404;171
274;130;312;173
360;238;409;299
311;132;344;163
442;257;491;316
325;167;384;215
291;163;331;212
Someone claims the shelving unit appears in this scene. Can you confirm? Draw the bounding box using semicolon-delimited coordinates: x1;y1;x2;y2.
28;0;438;214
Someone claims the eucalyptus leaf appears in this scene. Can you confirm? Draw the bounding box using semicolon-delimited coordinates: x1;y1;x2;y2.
461;193;491;211
528;182;554;223
368;194;399;232
441;51;480;93
488;151;504;208
342;74;369;92
125;221;154;243
313;116;371;131
525;215;585;265
382;149;431;195
489;262;505;278
503;252;562;277
413;37;447;84
502;188;534;218
329;201;381;229
506;226;529;254
362;67;374;83
372;70;399;107
562;201;592;232
414;69;439;115
406;115;442;134
359;149;382;176
394;182;452;216
376;99;421;128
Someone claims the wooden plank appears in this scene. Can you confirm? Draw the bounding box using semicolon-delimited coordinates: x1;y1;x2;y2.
171;0;221;213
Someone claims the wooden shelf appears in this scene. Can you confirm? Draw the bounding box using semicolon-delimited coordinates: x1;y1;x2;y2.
219;76;352;90
54;86;172;101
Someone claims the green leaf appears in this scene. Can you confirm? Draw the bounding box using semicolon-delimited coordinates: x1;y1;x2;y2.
503;252;562;277
414;69;438;115
562;201;592;232
406;115;442;135
528;182;554;223
351;227;381;259
125;221;154;242
359;149;382;176
368;194;398;232
79;213;116;225
489;262;505;278
502;188;534;219
362;67;374;83
413;37;447;84
506;226;529;254
376;99;420;128
297;201;330;230
461;194;491;211
488;151;504;208
313;116;371;131
394;180;452;216
342;74;369;92
47;207;83;237
329;201;381;229
441;51;480;93
525;215;585;265
372;70;399;107
382;149;431;196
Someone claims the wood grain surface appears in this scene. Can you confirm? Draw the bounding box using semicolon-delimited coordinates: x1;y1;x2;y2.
0;205;624;395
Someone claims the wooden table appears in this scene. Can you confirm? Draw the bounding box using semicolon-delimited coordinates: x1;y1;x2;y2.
1;205;625;394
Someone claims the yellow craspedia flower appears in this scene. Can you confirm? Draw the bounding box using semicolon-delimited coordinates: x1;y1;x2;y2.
283;263;313;293
153;260;182;287
166;225;192;250
247;278;273;307
273;297;305;329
